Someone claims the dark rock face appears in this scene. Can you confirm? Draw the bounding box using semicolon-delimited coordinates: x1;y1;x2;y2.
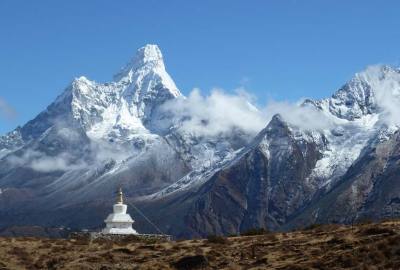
185;149;269;237
164;116;324;237
356;132;400;221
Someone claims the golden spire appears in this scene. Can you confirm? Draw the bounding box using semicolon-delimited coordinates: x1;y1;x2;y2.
117;187;123;204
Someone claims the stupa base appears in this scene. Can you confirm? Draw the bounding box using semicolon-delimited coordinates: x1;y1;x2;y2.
70;232;172;242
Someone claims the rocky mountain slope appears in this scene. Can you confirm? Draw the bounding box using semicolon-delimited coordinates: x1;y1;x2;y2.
1;45;400;237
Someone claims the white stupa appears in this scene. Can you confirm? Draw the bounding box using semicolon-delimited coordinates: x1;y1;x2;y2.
102;188;138;235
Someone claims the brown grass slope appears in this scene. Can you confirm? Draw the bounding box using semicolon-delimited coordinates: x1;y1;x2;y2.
1;221;400;269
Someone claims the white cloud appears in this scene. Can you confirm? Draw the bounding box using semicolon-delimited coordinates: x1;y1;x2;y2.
161;88;268;137
56;127;82;142
7;149;87;173
359;65;400;125
264;100;334;130
89;140;132;164
30;153;87;172
0;97;17;120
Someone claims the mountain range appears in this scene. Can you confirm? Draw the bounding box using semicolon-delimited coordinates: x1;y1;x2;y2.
1;44;400;238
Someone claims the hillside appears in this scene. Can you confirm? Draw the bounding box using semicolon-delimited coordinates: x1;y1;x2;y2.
1;221;400;269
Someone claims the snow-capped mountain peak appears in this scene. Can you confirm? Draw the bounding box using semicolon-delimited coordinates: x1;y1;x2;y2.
130;44;164;70
69;44;183;140
1;44;184;149
113;44;182;106
303;65;400;122
114;44;166;81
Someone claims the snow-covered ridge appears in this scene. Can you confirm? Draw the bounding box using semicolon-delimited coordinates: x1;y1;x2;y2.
305;65;400;121
300;65;400;187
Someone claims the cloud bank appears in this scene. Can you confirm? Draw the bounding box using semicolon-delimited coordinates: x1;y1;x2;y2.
264;100;334;130
161;88;267;136
161;88;333;137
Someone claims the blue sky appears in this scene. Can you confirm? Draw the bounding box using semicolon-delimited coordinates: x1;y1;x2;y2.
1;0;400;134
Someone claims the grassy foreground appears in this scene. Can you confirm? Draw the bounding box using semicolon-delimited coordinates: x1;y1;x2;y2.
1;221;400;269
